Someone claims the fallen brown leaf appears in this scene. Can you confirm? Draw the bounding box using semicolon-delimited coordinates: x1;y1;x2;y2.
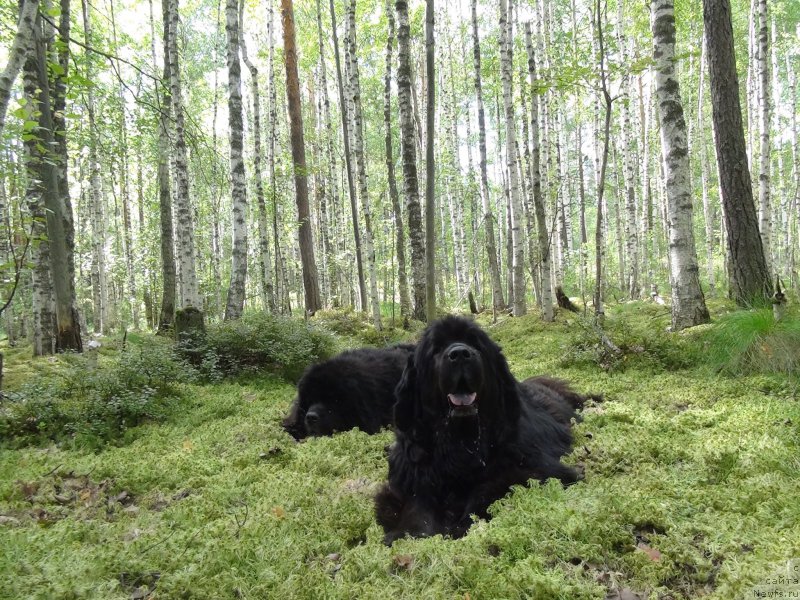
606;588;644;600
392;554;415;571
636;541;662;561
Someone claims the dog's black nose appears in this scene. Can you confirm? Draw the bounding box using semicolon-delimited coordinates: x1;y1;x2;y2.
305;410;320;425
447;344;472;362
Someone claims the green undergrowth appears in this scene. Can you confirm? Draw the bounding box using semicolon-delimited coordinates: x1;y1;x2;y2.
314;308;419;348
0;337;193;448
1;303;799;598
179;312;338;382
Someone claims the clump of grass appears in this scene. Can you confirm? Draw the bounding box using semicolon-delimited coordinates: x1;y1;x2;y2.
702;309;800;375
181;312;337;382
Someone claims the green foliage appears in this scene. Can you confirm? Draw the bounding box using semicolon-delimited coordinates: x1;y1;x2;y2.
0;340;193;448
560;304;702;373
701;309;800;376
314;307;417;348
180;312;336;382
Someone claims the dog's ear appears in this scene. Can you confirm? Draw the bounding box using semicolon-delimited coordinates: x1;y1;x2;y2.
484;343;521;436
282;396;306;440
393;355;417;433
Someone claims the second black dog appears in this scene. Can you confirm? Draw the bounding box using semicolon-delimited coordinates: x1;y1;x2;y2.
282;344;414;440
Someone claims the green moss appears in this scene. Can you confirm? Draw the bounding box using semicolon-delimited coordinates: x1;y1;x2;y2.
1;304;799;598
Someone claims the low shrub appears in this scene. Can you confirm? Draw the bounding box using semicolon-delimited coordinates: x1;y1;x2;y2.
314;308;419;348
560;311;701;373
181;312;336;381
0;339;193;448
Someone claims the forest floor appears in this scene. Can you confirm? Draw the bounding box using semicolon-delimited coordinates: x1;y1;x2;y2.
1;302;799;599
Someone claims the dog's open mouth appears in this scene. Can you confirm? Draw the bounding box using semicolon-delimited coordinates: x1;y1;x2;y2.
447;392;478;416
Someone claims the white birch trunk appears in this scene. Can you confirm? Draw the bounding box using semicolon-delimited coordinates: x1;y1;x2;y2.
499;0;526;316
396;0;426;321
698;34;715;292
470;0;504;312
525;22;553;321
109;0;138;330
756;0;771;269
81;0;107;335
651;0;710;330
224;0;248;320
746;0;757;170
346;0;381;329
241;0;275;313
383;0;410;320
22;55;56;355
0;0;38;136
789;57;799;288
617;5;640;299
167;0;201;310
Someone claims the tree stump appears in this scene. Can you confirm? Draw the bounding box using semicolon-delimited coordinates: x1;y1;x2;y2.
175;307;205;340
772;276;786;322
556;286;579;313
175;307;206;364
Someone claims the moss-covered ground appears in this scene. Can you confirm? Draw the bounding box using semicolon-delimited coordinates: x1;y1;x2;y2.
1;304;799;599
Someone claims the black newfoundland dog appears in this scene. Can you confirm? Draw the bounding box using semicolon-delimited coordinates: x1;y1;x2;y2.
282;344;414;440
375;316;595;543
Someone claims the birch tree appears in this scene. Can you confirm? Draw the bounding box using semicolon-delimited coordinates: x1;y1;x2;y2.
424;0;436;322
698;35;715;292
24;9;82;352
396;0;426;321
384;0;410;321
109;0;138;330
593;0;612;322
499;0;526;316
652;0;710;330
22;37;56;355
471;0;504;313
155;0;176;334
617;0;639;299
224;0;248;320
756;0;771;268
315;0;340;306
166;0;201;310
525;22;553;321
241;0;275;313
82;0;107;334
345;0;382;329
329;0;366;312
0;0;39;136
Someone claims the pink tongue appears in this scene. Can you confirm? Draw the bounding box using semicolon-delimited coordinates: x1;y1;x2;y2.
448;393;477;407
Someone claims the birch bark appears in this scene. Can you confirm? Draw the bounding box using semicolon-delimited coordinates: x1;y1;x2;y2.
652;0;710;329
224;0;248;320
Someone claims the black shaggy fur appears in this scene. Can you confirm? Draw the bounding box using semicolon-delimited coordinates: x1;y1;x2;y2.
282;344;414;440
375;317;592;543
520;376;602;425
